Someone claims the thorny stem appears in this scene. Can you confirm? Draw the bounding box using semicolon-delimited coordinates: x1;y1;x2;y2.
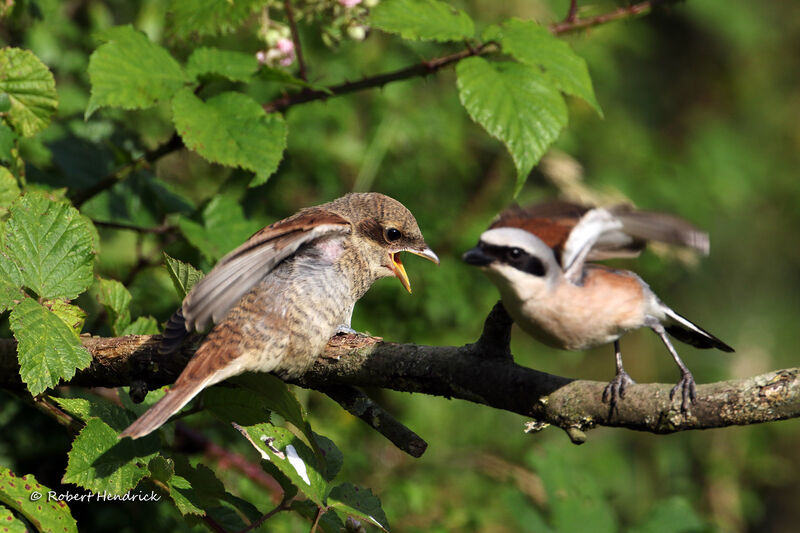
550;0;668;34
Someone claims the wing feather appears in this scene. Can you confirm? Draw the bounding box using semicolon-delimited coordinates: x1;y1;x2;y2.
181;209;351;331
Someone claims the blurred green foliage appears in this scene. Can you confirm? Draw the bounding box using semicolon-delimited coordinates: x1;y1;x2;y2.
1;0;799;532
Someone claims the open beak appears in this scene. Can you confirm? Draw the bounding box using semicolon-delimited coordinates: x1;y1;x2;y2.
390;247;439;293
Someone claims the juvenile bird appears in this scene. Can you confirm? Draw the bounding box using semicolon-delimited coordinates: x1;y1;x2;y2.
121;193;438;439
463;202;733;411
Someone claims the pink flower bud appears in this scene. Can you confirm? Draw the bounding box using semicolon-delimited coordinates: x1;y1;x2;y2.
276;38;295;54
339;0;362;7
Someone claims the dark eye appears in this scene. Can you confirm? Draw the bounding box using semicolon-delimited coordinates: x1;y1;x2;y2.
386;228;402;241
508;248;522;260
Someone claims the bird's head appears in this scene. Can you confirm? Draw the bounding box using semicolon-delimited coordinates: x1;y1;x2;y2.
463;227;561;302
331;193;439;292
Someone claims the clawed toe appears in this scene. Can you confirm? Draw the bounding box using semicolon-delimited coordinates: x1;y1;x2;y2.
602;371;636;411
334;324;357;335
669;371;697;412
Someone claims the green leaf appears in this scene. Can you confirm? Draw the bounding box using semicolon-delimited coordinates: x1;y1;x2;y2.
46;300;86;335
86;25;189;118
314;433;343;482
629;496;705;533
260;461;298;502
0;506;28;533
96;278;132;335
329;483;390;532
203;387;272;426
456;57;567;193
0;278;22;312
0;166;20;219
0;122;17;162
168;0;264;39
232;373;319;453
0;92;10;112
63;418;159;494
186;47;258;83
146;457;204;516
168;458;259;520
370;0;475;42
163;253;203;299
234;423;329;506
0;48;58;137
120;316;159;335
0;467;78;533
171;89;287;186
177;195;261;262
10;298;92;396
52;395;132;430
483;19;602;115
0;192;96;299
80;171;194;230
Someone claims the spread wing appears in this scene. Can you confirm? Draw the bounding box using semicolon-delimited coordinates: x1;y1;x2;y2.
562;205;709;283
493;201;710;284
181;208;352;332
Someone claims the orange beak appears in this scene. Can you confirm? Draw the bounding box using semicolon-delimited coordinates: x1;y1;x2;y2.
390;247;439;293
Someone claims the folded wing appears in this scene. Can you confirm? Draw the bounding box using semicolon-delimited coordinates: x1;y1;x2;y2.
160;209;352;355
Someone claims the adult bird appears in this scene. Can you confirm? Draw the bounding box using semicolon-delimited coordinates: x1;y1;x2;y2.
121;193;439;439
463;201;733;411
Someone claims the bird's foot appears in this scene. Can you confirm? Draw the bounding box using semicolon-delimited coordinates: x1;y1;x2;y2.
670;371;697;412
602;370;636;412
334;324;357;336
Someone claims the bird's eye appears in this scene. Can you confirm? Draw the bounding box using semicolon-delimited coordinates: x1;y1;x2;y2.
508;248;523;259
386;228;402;241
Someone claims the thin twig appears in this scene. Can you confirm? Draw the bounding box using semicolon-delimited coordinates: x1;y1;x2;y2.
93;220;177;235
309;505;324;533
565;0;579;23
28;395;83;434
236;495;292;533
283;0;308;81
263;43;491;113
550;0;668;35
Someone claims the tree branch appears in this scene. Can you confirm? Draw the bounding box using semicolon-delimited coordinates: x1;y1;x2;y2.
320;383;427;457
1;324;797;445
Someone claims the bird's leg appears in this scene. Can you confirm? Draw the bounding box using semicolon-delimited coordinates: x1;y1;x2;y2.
649;320;697;411
334;303;357;335
602;339;636;410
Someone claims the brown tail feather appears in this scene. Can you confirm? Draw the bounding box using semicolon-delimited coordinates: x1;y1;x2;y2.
118;380;208;439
